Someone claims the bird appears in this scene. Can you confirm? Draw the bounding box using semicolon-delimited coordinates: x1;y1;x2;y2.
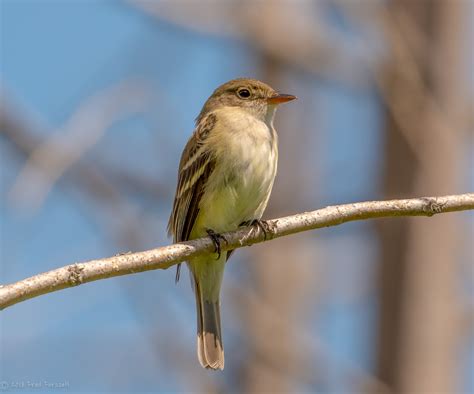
168;78;296;370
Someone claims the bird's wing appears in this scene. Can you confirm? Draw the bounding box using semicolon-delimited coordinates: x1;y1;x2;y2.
168;112;217;245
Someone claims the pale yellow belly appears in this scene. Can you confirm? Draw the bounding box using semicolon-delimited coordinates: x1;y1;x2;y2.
191;145;277;238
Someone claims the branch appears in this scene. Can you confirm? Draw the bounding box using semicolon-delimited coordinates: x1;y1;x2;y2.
1;95;166;248
1;194;473;310
4;80;149;212
129;0;373;89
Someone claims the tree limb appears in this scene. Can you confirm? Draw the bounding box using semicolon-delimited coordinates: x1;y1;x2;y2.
1;194;473;310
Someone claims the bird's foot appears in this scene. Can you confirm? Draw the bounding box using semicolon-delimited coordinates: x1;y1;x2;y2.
240;219;275;241
252;219;272;240
206;229;228;259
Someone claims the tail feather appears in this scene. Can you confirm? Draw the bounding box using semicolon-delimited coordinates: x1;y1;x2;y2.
194;278;225;370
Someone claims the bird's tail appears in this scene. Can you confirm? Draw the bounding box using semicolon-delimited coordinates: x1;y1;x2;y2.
194;277;225;370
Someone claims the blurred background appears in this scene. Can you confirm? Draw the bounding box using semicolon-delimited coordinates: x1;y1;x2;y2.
1;1;473;393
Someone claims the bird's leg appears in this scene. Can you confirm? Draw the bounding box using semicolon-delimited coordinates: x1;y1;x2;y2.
206;229;228;259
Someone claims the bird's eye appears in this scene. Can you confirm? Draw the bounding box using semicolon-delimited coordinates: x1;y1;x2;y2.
237;88;251;99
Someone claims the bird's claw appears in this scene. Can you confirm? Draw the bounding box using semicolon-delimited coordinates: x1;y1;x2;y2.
206;229;228;259
250;219;274;241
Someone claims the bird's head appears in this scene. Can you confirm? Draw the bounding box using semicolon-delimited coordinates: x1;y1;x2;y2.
197;78;296;124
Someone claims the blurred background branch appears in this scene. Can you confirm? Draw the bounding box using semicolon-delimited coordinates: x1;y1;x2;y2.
7;80;150;212
130;0;374;90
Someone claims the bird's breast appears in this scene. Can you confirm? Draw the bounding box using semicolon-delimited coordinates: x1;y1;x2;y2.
194;109;278;235
215;109;278;197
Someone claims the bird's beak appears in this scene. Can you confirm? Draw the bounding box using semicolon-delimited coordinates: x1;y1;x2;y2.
267;93;297;105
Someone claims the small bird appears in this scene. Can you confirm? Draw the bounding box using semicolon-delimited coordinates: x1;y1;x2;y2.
168;78;296;370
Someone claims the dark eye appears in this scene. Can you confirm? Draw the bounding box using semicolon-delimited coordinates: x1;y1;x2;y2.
237;88;251;99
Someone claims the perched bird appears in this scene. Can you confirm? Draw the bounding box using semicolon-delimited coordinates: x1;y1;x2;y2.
168;78;296;370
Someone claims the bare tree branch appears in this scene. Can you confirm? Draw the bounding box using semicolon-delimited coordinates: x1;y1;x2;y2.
0;95;165;248
129;0;373;89
6;80;149;212
1;194;473;310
